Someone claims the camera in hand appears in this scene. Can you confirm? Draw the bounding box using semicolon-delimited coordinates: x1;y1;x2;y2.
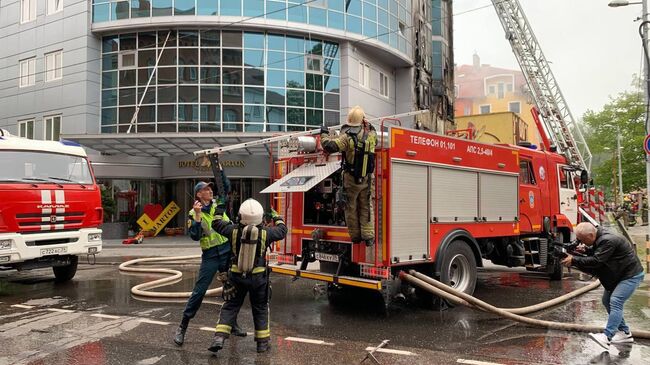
552;241;584;259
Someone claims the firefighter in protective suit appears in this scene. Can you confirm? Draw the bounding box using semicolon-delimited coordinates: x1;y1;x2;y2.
208;199;287;354
319;106;377;246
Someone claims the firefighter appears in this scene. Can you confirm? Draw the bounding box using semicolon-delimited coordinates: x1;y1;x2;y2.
319;106;377;246
173;175;246;346
208;199;287;354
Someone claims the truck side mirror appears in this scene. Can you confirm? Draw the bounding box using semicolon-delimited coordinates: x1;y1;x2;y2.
580;170;589;185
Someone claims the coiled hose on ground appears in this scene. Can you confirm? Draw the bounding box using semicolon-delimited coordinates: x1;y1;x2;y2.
401;270;650;339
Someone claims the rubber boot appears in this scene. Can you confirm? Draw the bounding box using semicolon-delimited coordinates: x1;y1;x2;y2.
256;339;270;353
173;317;190;346
208;334;226;353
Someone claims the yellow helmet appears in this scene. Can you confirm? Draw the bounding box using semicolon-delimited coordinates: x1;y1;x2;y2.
346;106;365;126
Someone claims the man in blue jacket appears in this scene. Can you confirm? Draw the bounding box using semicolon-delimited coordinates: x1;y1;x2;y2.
173;174;245;346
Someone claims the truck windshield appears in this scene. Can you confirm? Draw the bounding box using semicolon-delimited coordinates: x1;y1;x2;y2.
0;151;94;185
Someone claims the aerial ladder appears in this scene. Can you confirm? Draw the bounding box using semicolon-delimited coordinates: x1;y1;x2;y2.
490;0;593;172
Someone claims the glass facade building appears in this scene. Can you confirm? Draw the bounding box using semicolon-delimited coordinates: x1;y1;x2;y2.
101;30;341;133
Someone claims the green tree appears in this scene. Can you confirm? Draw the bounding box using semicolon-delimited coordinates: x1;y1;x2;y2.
583;79;646;199
100;185;116;223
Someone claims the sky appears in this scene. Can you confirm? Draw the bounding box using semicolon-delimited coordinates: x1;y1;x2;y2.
453;0;644;119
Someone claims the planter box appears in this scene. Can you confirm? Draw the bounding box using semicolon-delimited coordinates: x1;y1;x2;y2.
101;222;129;240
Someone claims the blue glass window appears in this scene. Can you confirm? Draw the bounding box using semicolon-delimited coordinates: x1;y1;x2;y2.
306;109;323;126
201;30;220;47
266;1;286;20
245;68;264;86
363;20;377;38
244;32;265;49
286;71;304;88
220;0;241;16
102;89;117;107
102;54;118;71
201;86;221;103
101;108;117;124
102;36;118;53
200;49;220;65
200;105;220;121
243;0;263;17
328;11;344;30
378;8;388;25
244;105;265;123
324;76;339;92
267;107;285;131
179;104;199;121
378;26;388;44
178;31;199;47
363;2;376;21
223;105;243;121
306;91;322;108
267;51;285;69
267;70;285;88
347;15;362;33
93;4;110;22
347;0;361;15
286;36;304;53
288;5;307;23
287;108;304;125
287;90;304;106
306;74;322;90
266;88;285;105
330;0;344;11
174;0;195;15
222;31;242;47
309;7;326;26
102;71;118;88
244;50;264;67
306;40;322;55
152;0;172;16
223;87;243;103
222;67;243;84
131;0;150;17
112;2;130;20
201;67;220;84
179;86;198;102
222;49;242;65
286;55;304;71
179;67;199;83
378;0;388;9
268;34;285;50
245;87;264;104
197;0;217;15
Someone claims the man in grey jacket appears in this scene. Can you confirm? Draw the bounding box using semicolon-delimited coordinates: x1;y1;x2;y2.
561;222;645;349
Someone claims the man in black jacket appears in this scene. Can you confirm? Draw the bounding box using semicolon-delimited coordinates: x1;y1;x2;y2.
561;222;645;349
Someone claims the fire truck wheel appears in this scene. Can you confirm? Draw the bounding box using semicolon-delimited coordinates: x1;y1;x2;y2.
53;256;78;283
439;240;477;296
548;232;564;281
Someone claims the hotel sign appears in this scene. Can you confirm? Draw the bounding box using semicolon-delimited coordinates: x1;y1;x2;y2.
178;158;247;171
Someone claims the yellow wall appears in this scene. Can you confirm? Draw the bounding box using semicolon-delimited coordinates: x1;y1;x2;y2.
455;112;542;147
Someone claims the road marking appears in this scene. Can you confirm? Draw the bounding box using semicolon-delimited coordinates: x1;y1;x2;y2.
457;359;505;365
285;337;335;346
364;347;416;356
137;355;166;364
200;327;215;332
11;304;34;309
46;308;75;313
642;308;650;319
138;319;170;326
91;314;122;319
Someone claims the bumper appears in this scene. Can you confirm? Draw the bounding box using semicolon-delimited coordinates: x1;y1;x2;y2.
269;263;383;291
0;228;102;265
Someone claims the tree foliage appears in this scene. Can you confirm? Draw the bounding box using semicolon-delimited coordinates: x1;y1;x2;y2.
583;80;646;198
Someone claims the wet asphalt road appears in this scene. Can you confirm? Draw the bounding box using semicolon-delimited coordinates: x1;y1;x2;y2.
0;260;649;365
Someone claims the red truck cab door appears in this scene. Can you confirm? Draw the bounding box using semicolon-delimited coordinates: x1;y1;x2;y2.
518;159;542;233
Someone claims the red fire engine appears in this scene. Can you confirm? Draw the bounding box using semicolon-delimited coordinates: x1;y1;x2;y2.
0;130;103;281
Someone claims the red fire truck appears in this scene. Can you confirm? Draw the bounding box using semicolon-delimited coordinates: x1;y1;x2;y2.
0;130;103;282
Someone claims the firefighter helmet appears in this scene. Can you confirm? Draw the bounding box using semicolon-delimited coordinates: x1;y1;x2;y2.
238;198;264;226
346;106;365;127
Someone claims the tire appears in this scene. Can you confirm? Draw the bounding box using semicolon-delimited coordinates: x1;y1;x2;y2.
438;240;477;296
548;232;564;281
53;256;78;283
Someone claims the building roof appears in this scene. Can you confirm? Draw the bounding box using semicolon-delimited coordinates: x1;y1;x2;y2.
455;62;527;99
62;132;281;157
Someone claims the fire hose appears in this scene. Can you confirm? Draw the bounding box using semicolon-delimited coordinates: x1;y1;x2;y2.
118;256;223;298
401;270;650;339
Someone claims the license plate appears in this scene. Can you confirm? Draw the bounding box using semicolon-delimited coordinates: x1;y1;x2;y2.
40;247;67;256
315;252;339;263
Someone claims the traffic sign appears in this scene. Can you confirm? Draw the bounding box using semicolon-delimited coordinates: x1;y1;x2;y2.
645;134;650;155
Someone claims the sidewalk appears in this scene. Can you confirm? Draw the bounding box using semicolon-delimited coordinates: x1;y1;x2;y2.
97;235;202;263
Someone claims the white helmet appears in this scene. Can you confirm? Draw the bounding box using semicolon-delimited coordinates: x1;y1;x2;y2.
346;106;365;127
238;199;264;226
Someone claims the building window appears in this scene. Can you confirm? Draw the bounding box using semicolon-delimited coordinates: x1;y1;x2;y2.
44;115;61;141
45;50;63;81
19;58;36;87
21;0;36;23
310;0;327;8
379;72;388;97
507;83;513;92
398;21;406;36
509;101;521;114
359;62;370;89
488;85;495;95
47;0;62;14
463;106;471;116
497;82;505;99
479;104;491;114
18;119;34;139
306;55;323;74
119;51;137;69
454;84;459;98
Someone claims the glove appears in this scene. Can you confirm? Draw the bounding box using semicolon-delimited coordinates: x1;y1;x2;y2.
269;208;279;219
319;125;329;135
222;279;237;301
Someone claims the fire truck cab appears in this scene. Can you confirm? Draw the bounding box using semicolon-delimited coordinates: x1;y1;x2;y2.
0;130;103;282
265;124;582;305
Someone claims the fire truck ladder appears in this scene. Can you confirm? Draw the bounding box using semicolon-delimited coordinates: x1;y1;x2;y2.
491;0;592;172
